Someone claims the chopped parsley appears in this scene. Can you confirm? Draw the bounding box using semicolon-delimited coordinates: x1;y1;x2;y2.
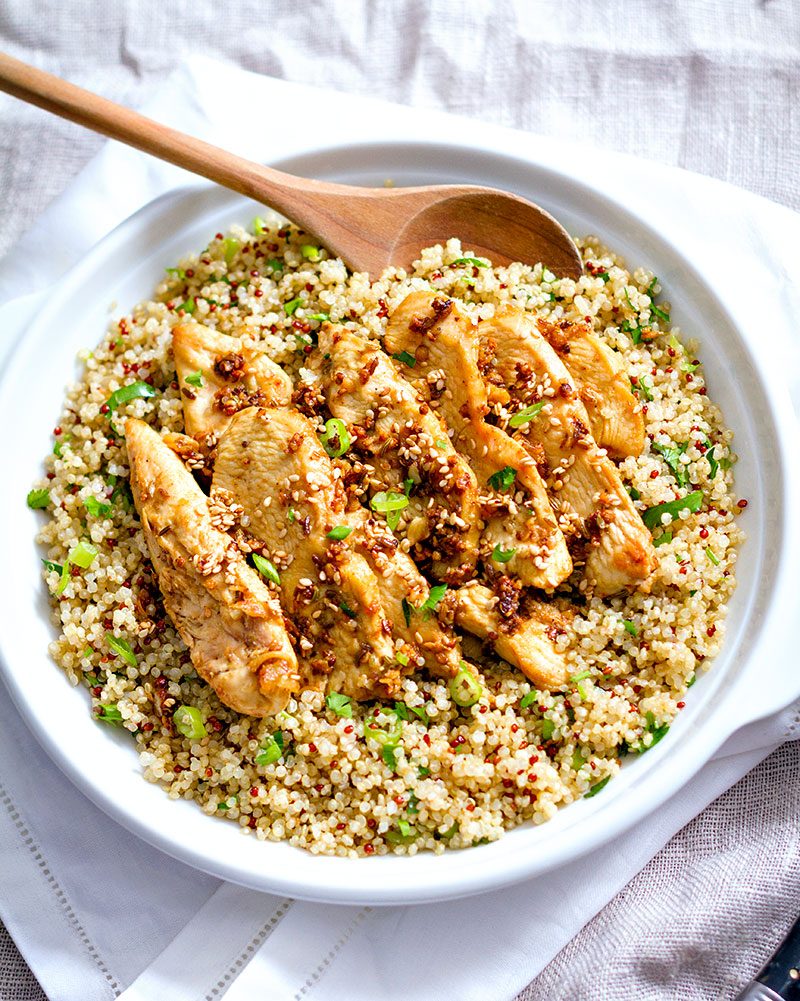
508;401;546;427
106;380;157;414
640;711;670;751
326;525;353;541
325;692;353;718
706;547;720;566
519;690;538;709
622;619;638;636
392;350;416;367
308;312;329;322
450;256;489;268
631;376;654;402
177;298;196;315
53;435;72;457
653;441;689;487
488;466;517;492
26;488;50;509
653;530;673;547
339;601;356;619
284;297;303;316
491;545;516;564
95;703;123;726
84;496;111;518
419;584;448;616
185;370;204;388
627;485;641;501
106;633;137;667
705;444;719;479
642;490;703;530
650;303;670;324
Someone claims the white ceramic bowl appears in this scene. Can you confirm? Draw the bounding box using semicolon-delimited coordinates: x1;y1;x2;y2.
1;141;798;905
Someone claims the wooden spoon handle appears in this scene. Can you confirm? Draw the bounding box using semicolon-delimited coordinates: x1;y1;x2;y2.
0;51;319;212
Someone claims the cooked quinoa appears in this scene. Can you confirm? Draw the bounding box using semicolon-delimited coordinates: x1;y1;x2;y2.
30;219;744;856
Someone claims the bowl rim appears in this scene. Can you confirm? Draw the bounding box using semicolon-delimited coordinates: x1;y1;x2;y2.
0;138;798;904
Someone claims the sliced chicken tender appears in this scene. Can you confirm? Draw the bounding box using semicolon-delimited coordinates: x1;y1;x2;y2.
348;510;461;679
385;291;572;590
450;582;569;689
316;324;481;584
536;316;644;458
212;407;405;701
125;419;298;717
481;307;656;596
172;320;292;445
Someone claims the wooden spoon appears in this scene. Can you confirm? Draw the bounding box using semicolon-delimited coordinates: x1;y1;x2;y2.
0;52;582;279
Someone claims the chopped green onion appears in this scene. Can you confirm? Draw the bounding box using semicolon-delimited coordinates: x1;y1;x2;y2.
370;490;408;514
255;731;284;766
382;745;398;771
54;561;71;595
519;690;538;709
177;298;196;315
403;478;415;497
252;216;267;235
509;401;545;427
70;541;98;569
106;380;157;414
407;704;429;726
622;620;638;636
165;266;186;279
287;509;297;523
308;312;329;322
300;244;321;261
174;706;207;740
320;418;351;457
448;662;483;707
385;818;418;844
653;441;689;488
364;709;403;748
401;598;412;627
451;256;489;268
392;350;416;367
640;711;670;751
420;584;448;616
396;652;409;667
42;559;62;574
339;601;356;619
570;670;592;683
106;632;137;667
491;544;516;564
585;775;611;799
252;553;280;585
27;488;50;509
706;547;720;566
327;525;353;541
488;466;517;492
325;692;352;718
571;749;586;770
642;491;703;530
95;703;122;726
185;370;204;388
650;303;670;323
84;496;111;518
627;485;641;501
540;719;556;741
418;765;431;778
439;821;458;840
687;673;697;688
284;297;302;316
682;359;700;373
223;237;241;264
653;530;673;548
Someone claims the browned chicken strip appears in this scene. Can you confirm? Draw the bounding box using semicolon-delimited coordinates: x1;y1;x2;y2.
385;291;572;591
172;320;292;446
348;509;462;679
315;323;481;584
125;418;299;717
448;581;570;689
212;406;407;701
536;316;644;458
480;306;656;596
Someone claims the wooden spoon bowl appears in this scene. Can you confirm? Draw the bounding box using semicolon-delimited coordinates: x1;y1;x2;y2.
0;52;583;280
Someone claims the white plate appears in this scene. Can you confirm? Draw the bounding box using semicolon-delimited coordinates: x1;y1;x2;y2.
0;141;798;905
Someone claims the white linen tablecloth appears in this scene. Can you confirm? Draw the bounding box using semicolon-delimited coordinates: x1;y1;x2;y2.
1;4;799;1000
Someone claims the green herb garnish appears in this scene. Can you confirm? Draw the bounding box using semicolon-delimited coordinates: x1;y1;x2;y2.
106;633;137;667
84;496;111;518
185;370;204;388
320;418;351;457
631;377;654;402
26;488;50;509
325;692;353;718
95;703;123;726
448;662;483;707
284;297;302;316
106;380;157;414
327;525;353;541
491;545;516;564
622;620;638;636
174;706;207;740
451;256;489;268
653;441;689;487
255;731;284;766
519;690;538;709
653;531;673;547
222;237;241;264
392;350;416;367
252;553;281;585
706;547;720;566
509;401;546;427
300;244;321;262
585;775;611;799
488;466;517;492
642;490;703;530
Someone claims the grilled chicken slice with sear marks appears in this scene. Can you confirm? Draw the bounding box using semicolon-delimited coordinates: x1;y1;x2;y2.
172;320;292;446
125;418;299;717
447;580;570;690
212;406;407;701
536;316;645;459
480;306;656;596
315;323;481;584
385;291;572;591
